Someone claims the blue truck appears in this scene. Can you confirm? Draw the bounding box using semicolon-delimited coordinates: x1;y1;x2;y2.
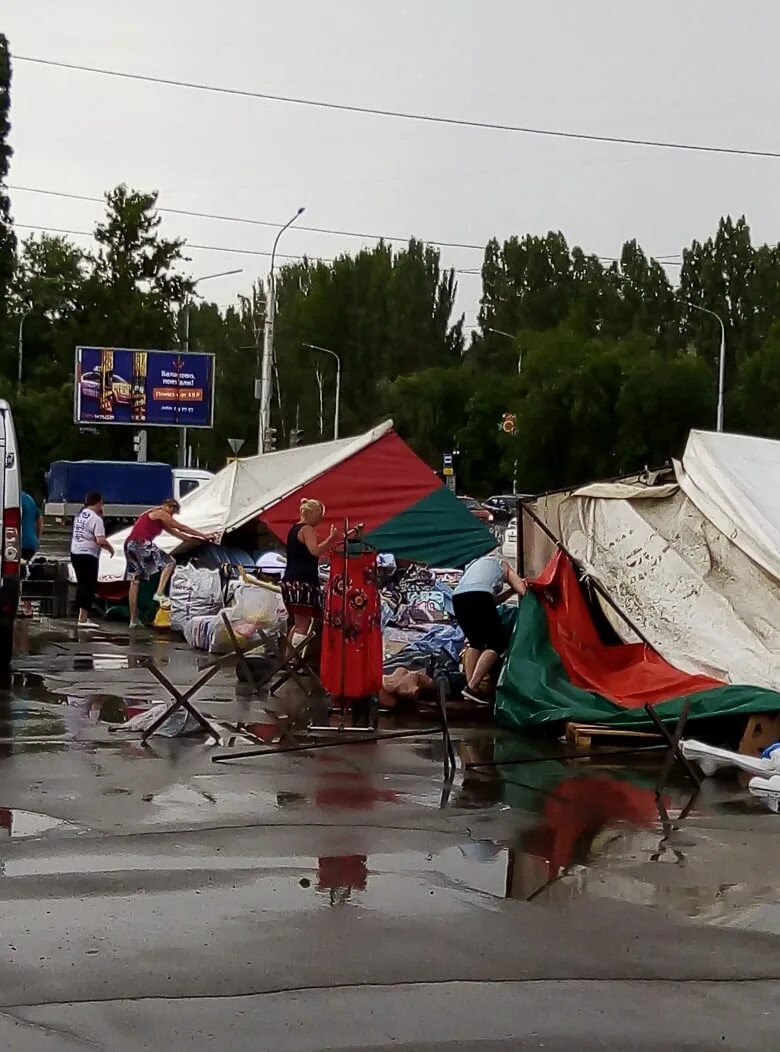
44;461;213;525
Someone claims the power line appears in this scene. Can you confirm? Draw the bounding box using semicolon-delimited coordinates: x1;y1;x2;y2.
8;184;683;263
14;53;780;161
14;224;681;274
13;221;484;274
13;223;319;262
9;183;486;252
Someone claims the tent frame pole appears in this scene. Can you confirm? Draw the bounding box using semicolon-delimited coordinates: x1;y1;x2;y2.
520;500;657;652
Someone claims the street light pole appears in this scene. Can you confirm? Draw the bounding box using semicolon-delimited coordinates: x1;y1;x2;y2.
680;300;727;432
178;268;242;467
259;207;305;454
17;310;31;397
486;326;522;374
304;342;341;439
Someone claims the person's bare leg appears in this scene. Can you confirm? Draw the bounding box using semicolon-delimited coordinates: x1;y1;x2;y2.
128;579;140;625
469;649;499;690
155;562;175;598
463;646;480;684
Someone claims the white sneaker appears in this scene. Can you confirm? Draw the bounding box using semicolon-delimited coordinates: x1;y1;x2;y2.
77;620;100;630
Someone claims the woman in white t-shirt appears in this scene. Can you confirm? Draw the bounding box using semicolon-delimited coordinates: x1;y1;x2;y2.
70;491;115;629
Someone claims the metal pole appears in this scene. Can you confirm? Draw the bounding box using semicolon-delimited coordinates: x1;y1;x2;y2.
179;297;190;468
486;326;521;374
716;320;726;433
258;207;305;454
334;354;341;439
17;312;30;398
259;273;274;453
303;342;341;439
679;300;727;432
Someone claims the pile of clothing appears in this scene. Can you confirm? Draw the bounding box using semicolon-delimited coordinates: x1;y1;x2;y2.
379;563;466;696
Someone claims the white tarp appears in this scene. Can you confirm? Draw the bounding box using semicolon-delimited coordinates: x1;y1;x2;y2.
557;431;780;690
676;430;780;584
99;421;394;581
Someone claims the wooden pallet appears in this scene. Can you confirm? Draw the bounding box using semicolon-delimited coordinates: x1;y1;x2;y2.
564;722;662;750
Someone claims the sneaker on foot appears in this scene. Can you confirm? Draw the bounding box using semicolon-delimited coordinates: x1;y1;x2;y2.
129;620;144;629
77;620;100;630
462;687;492;706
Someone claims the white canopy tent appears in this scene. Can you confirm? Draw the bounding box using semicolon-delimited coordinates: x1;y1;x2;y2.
98;421;394;582
557;431;780;690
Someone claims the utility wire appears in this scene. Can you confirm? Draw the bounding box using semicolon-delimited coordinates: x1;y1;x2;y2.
14;53;780;161
13;223;318;262
8;184;683;263
9;183;487;252
13;223;681;272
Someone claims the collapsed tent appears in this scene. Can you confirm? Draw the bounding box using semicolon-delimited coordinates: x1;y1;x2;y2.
496;550;780;732
522;430;780;691
99;420;495;582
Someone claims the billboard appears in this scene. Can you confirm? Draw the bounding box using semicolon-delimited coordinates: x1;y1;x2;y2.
74;346;215;429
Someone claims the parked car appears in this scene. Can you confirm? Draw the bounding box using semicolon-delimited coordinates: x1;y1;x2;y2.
483;494;518;524
501;517;518;563
0;400;21;668
456;496;493;523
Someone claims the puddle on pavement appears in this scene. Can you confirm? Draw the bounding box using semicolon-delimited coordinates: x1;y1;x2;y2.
0;808;79;838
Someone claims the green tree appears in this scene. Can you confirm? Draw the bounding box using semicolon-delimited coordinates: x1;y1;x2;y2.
0;34;15;331
272;240;463;444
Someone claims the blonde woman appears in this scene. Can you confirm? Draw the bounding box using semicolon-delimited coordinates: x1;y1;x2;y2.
281;498;341;642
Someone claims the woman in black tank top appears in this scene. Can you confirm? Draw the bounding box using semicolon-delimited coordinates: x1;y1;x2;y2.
281;498;341;638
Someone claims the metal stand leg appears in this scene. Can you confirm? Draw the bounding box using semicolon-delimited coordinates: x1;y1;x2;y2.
435;676;457;779
644;700;701;794
140;662;222;745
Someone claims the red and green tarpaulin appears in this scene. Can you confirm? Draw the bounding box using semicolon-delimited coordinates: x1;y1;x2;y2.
99;421;496;582
259;425;495;567
496;550;780;731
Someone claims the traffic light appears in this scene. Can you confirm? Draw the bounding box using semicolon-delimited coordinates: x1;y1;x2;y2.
264;427;277;452
290;429;303;448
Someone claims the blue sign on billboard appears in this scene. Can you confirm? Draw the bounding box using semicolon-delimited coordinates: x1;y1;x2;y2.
74;346;215;429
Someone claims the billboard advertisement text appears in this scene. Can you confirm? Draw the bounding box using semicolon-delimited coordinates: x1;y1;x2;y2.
74;346;215;428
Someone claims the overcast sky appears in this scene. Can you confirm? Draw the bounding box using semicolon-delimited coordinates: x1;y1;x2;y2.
5;1;780;327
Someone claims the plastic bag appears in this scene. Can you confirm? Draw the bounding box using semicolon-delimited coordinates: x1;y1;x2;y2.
183;614;218;652
209;583;287;654
170;564;224;631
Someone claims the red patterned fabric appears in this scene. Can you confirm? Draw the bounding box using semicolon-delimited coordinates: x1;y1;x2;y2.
321;552;382;698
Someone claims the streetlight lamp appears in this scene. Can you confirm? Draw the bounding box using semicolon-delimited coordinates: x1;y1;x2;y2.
679;300;727;432
485;326;522;374
179;268;243;467
259;207;306;454
304;342;341;440
16;276;61;397
17;310;32;397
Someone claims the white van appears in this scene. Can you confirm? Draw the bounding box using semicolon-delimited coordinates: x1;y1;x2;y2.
0;401;21;668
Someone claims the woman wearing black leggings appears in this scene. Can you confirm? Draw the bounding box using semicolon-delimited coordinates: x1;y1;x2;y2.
70;492;114;629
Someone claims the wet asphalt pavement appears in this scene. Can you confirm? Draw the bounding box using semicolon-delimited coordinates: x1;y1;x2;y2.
0;618;778;1050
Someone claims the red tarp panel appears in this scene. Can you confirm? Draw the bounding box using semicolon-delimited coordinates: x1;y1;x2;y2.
260;430;439;542
533;551;723;708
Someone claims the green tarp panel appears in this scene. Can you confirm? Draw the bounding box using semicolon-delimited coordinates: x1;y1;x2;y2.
496;590;780;731
366;486;496;568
